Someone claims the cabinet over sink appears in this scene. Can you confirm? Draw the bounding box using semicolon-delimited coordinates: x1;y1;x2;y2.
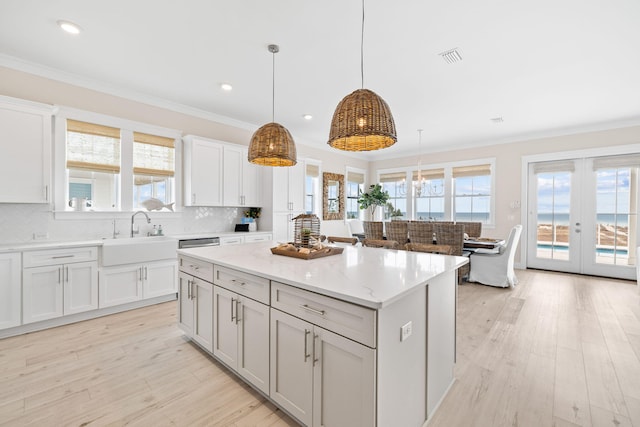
177;241;467;427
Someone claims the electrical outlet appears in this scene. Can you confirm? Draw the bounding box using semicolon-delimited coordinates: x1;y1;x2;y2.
401;321;412;342
33;232;49;240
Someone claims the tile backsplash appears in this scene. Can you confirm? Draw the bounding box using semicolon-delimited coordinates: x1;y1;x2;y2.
0;204;243;243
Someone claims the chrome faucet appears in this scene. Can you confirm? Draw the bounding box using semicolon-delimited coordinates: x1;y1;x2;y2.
131;211;151;237
112;219;120;239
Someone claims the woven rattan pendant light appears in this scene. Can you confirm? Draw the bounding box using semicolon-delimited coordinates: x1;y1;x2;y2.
249;44;297;166
328;0;397;152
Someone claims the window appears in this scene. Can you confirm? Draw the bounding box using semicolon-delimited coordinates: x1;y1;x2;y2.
133;132;175;210
377;159;495;224
346;170;365;219
380;172;407;219
56;110;180;214
414;168;445;221
305;162;320;215
453;164;492;223
66;119;121;211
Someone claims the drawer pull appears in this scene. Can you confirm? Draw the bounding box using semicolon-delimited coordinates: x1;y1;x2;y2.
189;264;200;270
304;329;311;362
301;304;325;316
231;279;246;286
52;255;74;259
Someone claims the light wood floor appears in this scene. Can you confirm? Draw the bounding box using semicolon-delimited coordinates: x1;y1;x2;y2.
1;269;639;426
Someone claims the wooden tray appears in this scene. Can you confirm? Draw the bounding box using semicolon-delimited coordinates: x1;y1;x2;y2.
270;246;344;260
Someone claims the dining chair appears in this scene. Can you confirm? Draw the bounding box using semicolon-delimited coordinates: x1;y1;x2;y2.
456;221;482;239
347;219;366;241
467;225;523;287
434;223;468;284
405;243;453;255
362;239;400;249
407;221;436;244
327;236;358;245
363;221;384;240
385;221;409;245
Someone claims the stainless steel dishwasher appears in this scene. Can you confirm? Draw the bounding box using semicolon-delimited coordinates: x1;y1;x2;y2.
178;236;220;249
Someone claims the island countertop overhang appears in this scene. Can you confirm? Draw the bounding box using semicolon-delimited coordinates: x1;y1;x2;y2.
177;241;468;309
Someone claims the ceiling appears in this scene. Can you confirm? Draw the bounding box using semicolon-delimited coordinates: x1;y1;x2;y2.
1;0;640;161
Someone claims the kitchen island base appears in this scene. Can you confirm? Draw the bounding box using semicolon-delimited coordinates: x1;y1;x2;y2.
177;243;465;426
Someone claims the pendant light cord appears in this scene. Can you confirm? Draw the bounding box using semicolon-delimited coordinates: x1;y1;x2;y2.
361;0;365;89
272;49;276;123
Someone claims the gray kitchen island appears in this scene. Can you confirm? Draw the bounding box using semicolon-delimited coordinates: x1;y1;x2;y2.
177;241;467;427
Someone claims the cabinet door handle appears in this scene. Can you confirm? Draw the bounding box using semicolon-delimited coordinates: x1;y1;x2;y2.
58;267;62;284
192;193;196;204
313;333;319;366
144;267;148;281
231;298;236;322
301;304;325;316
235;300;241;324
45;185;49;202
65;266;69;283
304;329;311;362
191;280;196;300
187;280;191;299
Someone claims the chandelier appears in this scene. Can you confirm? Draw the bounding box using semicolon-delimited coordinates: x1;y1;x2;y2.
398;129;443;197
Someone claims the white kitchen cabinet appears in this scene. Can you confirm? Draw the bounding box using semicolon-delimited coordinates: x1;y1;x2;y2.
271;161;305;242
183;135;223;206
273;161;305;212
270;309;375;427
244;233;272;243
213;285;270;394
223;145;262;207
0;95;52;203
178;271;214;353
0;253;21;330
99;259;177;308
220;235;244;246
23;247;99;324
178;256;215;352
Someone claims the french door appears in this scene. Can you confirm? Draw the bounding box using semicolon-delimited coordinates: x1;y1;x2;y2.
527;155;639;280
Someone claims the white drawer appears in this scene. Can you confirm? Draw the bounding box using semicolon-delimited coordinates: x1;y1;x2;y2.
179;255;214;282
220;236;244;245
244;234;272;243
214;265;269;304
23;246;98;268
271;282;376;348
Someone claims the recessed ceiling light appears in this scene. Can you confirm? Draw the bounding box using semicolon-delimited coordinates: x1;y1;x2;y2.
57;20;82;35
220;83;233;91
439;48;462;64
302;114;313;120
490;117;504;123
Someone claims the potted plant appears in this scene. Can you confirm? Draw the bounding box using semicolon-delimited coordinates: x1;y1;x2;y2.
300;228;312;247
244;207;261;231
357;184;390;219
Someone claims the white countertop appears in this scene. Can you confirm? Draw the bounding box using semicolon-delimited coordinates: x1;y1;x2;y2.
178;241;468;309
0;231;274;254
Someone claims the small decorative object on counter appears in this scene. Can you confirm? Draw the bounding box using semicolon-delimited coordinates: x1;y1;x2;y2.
432;232;437;245
157;225;164;236
292;214;321;248
244;207;261;232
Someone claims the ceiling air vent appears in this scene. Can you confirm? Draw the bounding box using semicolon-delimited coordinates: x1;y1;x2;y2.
439;48;462;64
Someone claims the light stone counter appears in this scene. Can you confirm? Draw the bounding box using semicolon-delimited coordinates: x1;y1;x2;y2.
178;240;467;309
0;239;104;253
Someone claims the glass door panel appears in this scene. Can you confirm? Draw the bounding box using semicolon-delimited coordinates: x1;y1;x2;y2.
528;162;581;273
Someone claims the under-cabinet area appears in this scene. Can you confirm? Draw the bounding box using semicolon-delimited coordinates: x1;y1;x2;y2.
177;242;465;427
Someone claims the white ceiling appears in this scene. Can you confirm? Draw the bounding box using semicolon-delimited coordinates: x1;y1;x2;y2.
1;0;640;161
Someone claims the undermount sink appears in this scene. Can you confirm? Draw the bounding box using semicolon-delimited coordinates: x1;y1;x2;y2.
101;236;178;266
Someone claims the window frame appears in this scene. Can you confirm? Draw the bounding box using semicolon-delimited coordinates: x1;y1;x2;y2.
377;158;496;226
53;107;182;219
345;166;367;221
